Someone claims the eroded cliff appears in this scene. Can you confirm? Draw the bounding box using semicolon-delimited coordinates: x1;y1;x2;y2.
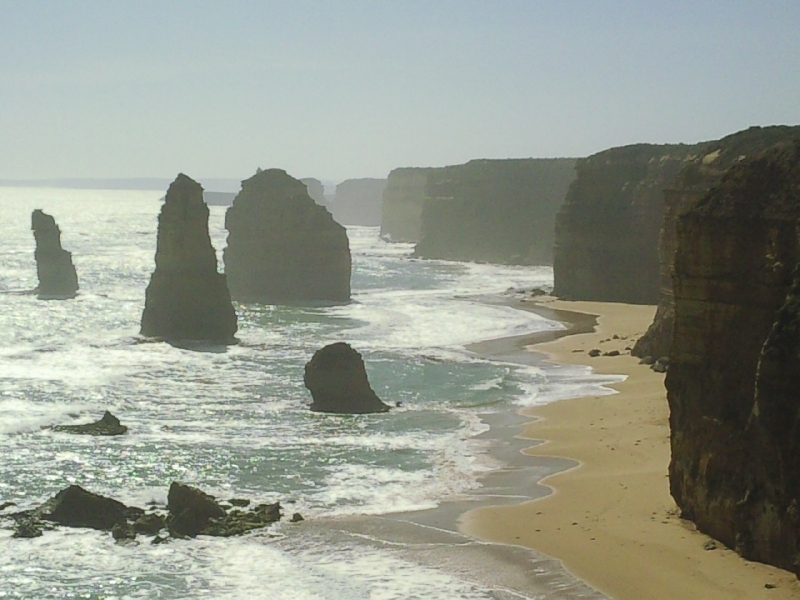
379;168;432;242
412;158;576;265
667;140;800;574
140;174;237;343
224;169;351;303
331;178;387;226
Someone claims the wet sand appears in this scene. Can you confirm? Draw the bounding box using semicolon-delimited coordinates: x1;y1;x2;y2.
460;298;800;599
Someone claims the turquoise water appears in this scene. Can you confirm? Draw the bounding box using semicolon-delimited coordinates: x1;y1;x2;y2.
0;188;612;599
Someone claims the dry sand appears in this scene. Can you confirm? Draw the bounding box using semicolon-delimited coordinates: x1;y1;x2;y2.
460;298;800;600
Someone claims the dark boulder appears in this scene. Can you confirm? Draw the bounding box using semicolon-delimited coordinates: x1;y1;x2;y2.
12;518;43;538
51;411;127;436
167;482;226;537
111;521;136;541
31;209;78;299
41;485;127;530
224;169;351;303
134;512;166;535
140;174;238;343
304;342;390;414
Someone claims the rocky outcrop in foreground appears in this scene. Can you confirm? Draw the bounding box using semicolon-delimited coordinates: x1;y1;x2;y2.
331;178;387;226
633;125;800;358
3;481;286;542
304;342;390;414
413;158;576;265
379;167;432;242
667;140;800;574
224;169;351;303
553;143;704;303
31;209;78;299
50;411;127;435
140;174;238;343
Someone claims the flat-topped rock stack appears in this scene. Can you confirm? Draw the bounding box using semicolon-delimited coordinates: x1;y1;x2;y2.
31;209;79;299
223;169;351;303
140;174;238;343
331;178;387;226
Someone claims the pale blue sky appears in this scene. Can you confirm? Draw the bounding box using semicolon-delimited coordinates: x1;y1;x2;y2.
1;1;799;182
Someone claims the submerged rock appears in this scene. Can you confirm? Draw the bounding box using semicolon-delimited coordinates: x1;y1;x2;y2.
40;485;127;530
51;411;127;436
140;174;238;343
223;169;351;303
304;342;390;414
31;209;78;299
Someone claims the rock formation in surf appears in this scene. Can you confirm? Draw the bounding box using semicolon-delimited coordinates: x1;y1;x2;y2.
633;125;800;358
300;177;331;210
223;169;351;303
412;158;576;265
379;167;433;242
140;174;238;343
553;143;706;303
31;209;79;299
304;342;390;414
667;140;800;575
50;411;127;436
330;178;387;226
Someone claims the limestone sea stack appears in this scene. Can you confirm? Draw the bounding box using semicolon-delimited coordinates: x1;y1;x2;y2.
667;140;800;574
140;174;238;343
633;125;800;359
300;177;330;210
331;178;387;226
31;209;78;299
223;169;351;303
379;167;432;242
304;342;390;414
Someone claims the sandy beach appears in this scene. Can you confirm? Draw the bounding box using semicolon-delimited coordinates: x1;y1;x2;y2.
461;298;800;599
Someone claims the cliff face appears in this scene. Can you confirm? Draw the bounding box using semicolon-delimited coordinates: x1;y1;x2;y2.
31;209;79;299
667;141;800;573
224;169;351;303
331;178;387;226
412;158;576;265
553;143;704;303
300;177;331;210
634;125;800;358
379;168;432;242
140;174;238;343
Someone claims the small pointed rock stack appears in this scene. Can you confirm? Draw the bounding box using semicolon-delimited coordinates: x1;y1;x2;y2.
223;169;351;303
31;209;78;299
140;174;237;343
304;342;390;414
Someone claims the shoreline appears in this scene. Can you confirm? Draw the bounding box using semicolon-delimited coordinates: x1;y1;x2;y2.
460;297;800;599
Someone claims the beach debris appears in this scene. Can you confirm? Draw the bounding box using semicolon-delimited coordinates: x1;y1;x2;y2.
588;349;601;357
703;540;717;551
50;411;128;436
765;583;777;589
304;342;390;414
603;350;620;357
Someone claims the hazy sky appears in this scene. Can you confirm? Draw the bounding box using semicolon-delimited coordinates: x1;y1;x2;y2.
1;1;799;182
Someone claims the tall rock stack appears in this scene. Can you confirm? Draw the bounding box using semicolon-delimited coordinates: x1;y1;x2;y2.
31;210;79;299
224;169;351;303
379;167;433;242
331;178;387;226
667;140;800;574
300;177;331;210
552;143;702;303
140;174;238;343
633;125;800;358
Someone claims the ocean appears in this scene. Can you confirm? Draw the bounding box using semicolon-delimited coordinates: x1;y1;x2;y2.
0;188;618;599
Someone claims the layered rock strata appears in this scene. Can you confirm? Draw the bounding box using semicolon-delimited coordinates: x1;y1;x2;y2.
553;143;705;303
634;125;800;358
379;167;432;242
667;140;800;574
224;169;351;303
31;209;79;299
413;158;576;265
140;174;238;343
304;342;390;414
330;178;387;226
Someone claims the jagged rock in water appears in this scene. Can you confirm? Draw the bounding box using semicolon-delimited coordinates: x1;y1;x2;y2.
167;481;226;537
140;174;238;343
304;342;390;414
223;169;351;303
667;140;800;575
553;143;704;303
633;125;800;358
300;177;331;210
412;159;576;265
51;411;127;436
12;518;43;538
40;485;127;530
111;521;136;541
134;512;165;535
31;209;79;299
331;178;387;226
380;167;433;242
